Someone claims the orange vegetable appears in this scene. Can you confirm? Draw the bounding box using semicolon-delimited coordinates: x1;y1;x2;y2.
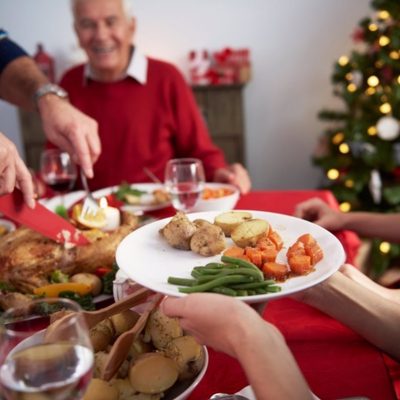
288;255;313;275
260;248;278;263
256;237;275;251
262;262;289;281
305;244;324;265
244;247;263;268
223;246;245;258
33;282;92;297
268;231;283;251
297;233;317;246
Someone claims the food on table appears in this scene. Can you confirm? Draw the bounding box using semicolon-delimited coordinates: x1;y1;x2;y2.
231;218;270;248
72;203;107;229
190;220;226;256
168;255;281;296
0;211;139;309
214;210;252;236
287;233;324;275
33;282;92;297
69;272;103;296
115;182;170;206
159;211;197;250
202;186;235;199
262;262;290;282
81;303;204;399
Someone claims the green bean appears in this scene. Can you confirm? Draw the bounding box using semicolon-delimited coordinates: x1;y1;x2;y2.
193;267;227;275
191;270;202;279
204;262;238;269
236;289;248;296
211;287;237;296
167;277;198;286
247;290;256;296
197;273;254;284
265;285;282;293
221;256;261;272
255;288;268;294
178;275;251;293
231;280;276;290
198;267;262;283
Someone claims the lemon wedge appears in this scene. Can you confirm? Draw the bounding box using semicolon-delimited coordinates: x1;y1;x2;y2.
72;204;107;229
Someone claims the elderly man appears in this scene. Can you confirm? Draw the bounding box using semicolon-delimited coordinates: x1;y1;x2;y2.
60;0;251;193
0;29;101;206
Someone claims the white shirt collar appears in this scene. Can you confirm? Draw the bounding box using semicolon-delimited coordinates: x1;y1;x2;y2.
83;47;148;84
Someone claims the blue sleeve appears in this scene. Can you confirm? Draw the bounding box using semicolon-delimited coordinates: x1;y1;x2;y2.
0;29;28;74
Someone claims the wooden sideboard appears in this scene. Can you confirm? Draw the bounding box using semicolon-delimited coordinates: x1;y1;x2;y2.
192;84;246;166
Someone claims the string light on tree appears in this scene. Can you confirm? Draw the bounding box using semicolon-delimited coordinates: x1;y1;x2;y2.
376;116;400;140
339;143;350;154
379;102;392;114
379;241;391;254
367;126;377;136
327;169;339;180
339;202;351;212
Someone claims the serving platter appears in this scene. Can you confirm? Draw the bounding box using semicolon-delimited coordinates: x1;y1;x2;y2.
116;210;346;303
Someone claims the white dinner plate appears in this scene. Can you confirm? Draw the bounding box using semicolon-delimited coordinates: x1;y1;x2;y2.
40;190;85;212
92;183;171;212
116;210;346;303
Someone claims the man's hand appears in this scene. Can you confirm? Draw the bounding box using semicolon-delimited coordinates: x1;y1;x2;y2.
0;133;35;207
38;95;101;178
214;163;251;194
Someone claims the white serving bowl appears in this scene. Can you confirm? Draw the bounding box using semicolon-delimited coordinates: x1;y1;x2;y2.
0;218;16;235
113;271;208;400
192;182;239;212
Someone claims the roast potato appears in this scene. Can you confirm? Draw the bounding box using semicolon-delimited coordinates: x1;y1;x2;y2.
231;219;270;248
164;335;205;380
190;224;226;256
90;319;115;352
144;309;183;349
214;211;253;236
110;309;140;336
84;378;119;400
129;353;179;394
70;273;102;296
159;212;197;250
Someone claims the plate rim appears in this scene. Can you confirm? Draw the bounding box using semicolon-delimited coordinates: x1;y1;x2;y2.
116;209;346;304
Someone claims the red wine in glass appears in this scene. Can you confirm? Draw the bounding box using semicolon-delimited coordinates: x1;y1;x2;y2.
45;175;76;193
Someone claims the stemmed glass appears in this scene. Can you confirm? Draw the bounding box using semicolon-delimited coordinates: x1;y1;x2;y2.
40;149;77;206
0;298;93;400
164;158;205;212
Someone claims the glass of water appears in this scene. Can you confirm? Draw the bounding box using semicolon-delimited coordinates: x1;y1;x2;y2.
164;158;205;212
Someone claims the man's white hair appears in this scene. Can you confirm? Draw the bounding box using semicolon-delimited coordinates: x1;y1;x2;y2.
71;0;133;19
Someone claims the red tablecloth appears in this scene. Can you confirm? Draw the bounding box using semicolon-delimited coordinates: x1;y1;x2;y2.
183;190;398;400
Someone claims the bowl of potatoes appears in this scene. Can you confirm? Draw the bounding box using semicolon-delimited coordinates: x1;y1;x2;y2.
192;183;239;212
84;300;208;400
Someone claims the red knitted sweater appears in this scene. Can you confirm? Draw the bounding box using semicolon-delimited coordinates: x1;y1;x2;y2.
59;58;226;190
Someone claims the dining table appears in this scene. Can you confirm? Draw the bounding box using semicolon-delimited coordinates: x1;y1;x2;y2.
150;189;399;400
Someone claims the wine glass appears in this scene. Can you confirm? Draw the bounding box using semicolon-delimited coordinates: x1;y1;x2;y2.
40;149;77;206
164;158;205;212
0;298;93;400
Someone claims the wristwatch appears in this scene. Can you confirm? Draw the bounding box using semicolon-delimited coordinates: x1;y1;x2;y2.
34;83;69;105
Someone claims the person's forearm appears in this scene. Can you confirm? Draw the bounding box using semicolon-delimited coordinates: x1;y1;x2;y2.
303;272;400;361
0;56;48;110
235;321;313;400
342;212;400;242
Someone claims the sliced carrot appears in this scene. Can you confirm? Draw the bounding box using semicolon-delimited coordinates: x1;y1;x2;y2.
297;233;316;246
286;241;305;257
223;246;245;258
288;255;313;275
256;237;276;251
268;231;283;251
245;247;263;268
262;262;289;281
305;244;324;265
260;248;278;263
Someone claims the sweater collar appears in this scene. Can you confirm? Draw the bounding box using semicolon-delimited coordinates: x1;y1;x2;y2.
83;47;148;84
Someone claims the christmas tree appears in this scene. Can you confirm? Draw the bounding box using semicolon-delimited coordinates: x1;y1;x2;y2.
314;0;400;277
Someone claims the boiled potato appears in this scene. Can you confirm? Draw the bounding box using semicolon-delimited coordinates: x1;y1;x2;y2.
144;309;183;349
90;319;114;352
190;224;226;256
214;211;253;236
70;273;102;296
164;335;205;380
231;219;270;248
128;337;154;361
83;378;118;400
110;309;140;336
129;353;179;394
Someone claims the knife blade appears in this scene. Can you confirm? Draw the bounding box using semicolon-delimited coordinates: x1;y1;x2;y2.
0;190;89;246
